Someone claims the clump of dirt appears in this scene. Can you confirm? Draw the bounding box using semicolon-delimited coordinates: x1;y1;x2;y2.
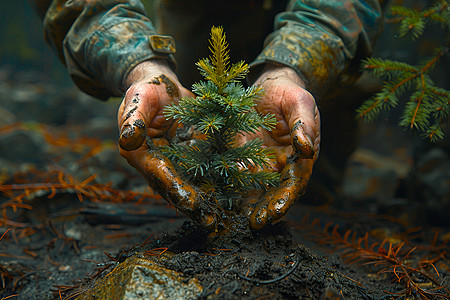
104;220;390;299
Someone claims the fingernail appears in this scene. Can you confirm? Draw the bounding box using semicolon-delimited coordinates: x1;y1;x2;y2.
291;120;314;159
250;206;268;230
119;119;146;151
201;214;216;229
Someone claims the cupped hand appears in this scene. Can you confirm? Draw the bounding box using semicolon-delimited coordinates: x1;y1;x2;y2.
243;64;321;229
117;60;217;229
118;60;319;231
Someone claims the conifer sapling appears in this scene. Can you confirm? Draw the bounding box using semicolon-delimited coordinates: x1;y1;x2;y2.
162;26;280;209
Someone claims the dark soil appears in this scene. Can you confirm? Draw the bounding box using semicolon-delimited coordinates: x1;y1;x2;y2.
117;220;393;299
2;193;448;299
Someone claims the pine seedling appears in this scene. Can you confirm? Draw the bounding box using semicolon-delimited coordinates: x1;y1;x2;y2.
357;0;449;141
163;26;280;209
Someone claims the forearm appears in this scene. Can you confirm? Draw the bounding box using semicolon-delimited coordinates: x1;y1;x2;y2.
29;0;176;100
250;0;384;96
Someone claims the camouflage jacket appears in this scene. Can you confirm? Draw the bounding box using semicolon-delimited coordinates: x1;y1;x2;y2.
29;0;384;100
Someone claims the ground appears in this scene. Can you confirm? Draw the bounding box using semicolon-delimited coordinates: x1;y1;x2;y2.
0;67;449;299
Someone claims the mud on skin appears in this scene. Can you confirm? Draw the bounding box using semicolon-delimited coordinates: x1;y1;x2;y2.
119;118;147;151
148;74;180;98
143;137;218;229
290;119;314;159
119;74;180;151
249;154;310;229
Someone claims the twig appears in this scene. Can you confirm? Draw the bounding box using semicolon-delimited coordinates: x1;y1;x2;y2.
235;256;302;284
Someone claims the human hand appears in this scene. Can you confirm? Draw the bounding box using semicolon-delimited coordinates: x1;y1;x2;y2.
117;60;217;229
243;64;321;229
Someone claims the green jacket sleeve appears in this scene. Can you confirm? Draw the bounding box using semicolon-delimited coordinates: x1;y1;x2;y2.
30;0;176;100
250;0;384;96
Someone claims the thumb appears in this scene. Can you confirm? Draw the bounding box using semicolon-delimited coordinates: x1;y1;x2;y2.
118;82;159;151
286;88;319;159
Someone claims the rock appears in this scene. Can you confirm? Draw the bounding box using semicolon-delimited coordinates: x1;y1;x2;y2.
406;148;450;227
342;147;411;201
77;256;203;300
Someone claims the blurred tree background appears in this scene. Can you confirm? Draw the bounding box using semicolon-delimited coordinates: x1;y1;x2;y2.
0;0;71;86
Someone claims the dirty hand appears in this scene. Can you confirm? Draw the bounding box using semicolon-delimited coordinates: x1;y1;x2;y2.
244;64;321;229
117;60;217;228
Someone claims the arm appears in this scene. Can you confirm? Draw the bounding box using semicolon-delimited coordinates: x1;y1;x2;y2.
28;0;176;100
29;0;219;228
250;0;384;97
245;0;384;229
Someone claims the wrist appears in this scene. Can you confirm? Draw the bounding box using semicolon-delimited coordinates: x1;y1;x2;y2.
256;63;306;88
124;59;174;89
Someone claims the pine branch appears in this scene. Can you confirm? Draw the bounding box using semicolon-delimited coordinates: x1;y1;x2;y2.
225;109;276;135
209;26;229;80
225;139;275;169
399;89;432;131
196;27;249;92
357;3;450;142
221;83;264;112
363;57;418;78
389;1;450;39
425;87;450;141
302;219;450;299
227;168;281;191
162;142;209;174
223;60;249;85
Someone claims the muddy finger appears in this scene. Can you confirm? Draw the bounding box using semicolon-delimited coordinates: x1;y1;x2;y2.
119;118;147;151
118;91;149;151
249;155;314;229
290;120;315;159
124;137;217;229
